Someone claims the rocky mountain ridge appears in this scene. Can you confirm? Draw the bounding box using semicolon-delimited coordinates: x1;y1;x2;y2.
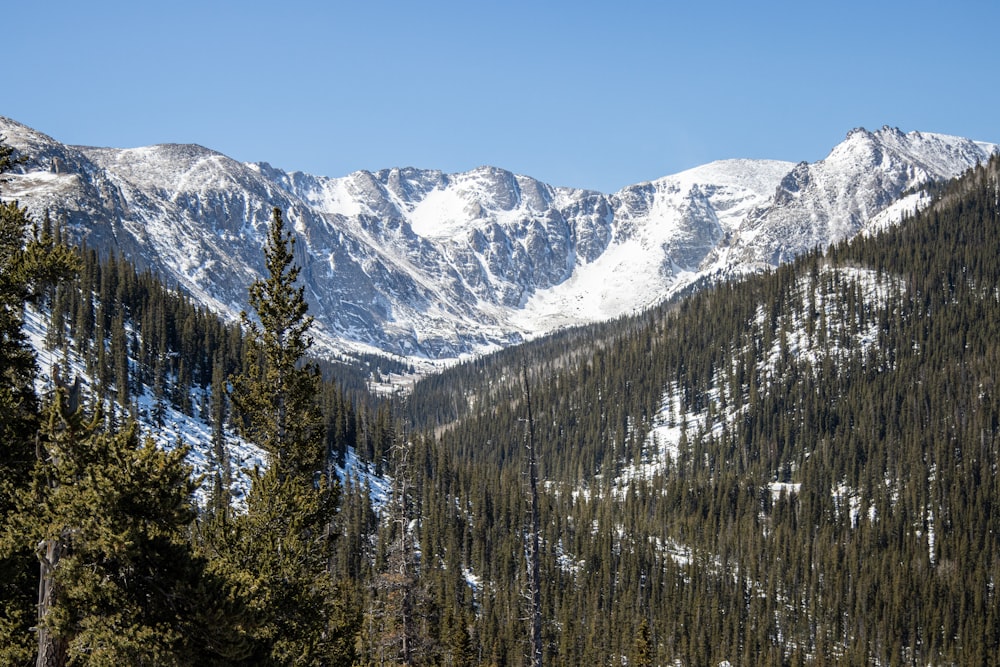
1;116;994;363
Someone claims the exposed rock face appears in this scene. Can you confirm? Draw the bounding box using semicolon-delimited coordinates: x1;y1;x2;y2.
1;117;994;361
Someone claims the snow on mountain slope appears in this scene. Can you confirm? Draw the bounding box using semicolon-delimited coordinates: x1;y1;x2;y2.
715;127;997;271
1;117;995;364
631;265;903;492
512;159;795;331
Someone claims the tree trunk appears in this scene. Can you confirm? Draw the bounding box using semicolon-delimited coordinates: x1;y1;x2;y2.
523;365;543;667
36;536;67;667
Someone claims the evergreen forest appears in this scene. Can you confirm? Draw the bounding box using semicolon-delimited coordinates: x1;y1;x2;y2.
2;135;1000;665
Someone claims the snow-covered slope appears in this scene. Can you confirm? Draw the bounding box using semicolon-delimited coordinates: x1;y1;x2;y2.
24;304;388;509
2;117;994;364
714;127;999;269
513;159;794;331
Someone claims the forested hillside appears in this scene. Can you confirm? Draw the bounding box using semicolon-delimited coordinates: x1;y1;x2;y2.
3;130;1000;664
396;156;1000;665
0;136;396;661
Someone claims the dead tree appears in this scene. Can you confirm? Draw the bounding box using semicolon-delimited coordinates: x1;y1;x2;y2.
521;364;543;667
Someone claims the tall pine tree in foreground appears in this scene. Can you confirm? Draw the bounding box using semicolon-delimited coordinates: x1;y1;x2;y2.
231;206;324;476
219;206;357;664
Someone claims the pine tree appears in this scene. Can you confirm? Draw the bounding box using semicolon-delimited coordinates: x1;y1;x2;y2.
33;382;95;666
365;433;436;665
208;353;233;521
222;206;357;664
30;389;248;664
522;364;543;667
632;617;653;667
231;207;324;477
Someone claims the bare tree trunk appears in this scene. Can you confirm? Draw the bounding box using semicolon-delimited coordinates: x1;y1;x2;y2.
522;365;543;667
36;536;67;667
396;438;414;666
34;382;81;667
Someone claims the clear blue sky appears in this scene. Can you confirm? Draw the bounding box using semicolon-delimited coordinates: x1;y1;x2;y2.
5;1;998;193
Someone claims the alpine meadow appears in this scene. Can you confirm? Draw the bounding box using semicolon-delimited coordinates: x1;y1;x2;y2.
2;116;1000;666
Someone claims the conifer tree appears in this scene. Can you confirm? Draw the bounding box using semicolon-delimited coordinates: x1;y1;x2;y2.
30;388;247;664
632;618;653;667
522;364;543;667
365;433;433;665
208;353;233;521
222;206;357;664
231;207;324;477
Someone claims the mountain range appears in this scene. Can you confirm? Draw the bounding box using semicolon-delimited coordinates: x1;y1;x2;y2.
2;116;995;363
7;114;1000;663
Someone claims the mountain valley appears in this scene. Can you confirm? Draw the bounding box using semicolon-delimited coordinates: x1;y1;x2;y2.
3;117;1000;664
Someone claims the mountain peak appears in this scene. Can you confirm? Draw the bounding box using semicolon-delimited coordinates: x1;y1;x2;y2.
1;116;994;364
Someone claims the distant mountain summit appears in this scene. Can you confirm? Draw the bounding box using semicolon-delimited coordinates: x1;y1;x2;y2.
2;117;994;363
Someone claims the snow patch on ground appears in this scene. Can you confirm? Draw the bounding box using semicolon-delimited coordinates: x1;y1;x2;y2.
25;304;389;511
26;305;264;504
614;265;903;492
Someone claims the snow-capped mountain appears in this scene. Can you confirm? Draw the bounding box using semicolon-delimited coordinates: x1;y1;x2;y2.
1;117;994;363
